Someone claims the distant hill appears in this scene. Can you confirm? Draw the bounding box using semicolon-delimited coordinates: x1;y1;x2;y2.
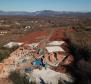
0;10;91;16
0;11;31;16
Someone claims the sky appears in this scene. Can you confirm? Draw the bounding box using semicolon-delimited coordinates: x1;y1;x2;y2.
0;0;91;12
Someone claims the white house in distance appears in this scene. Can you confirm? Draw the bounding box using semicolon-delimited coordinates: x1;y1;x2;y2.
46;41;65;53
47;41;64;46
46;46;64;53
0;31;8;35
4;42;23;48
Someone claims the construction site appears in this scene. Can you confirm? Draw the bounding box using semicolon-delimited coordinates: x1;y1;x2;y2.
0;28;75;84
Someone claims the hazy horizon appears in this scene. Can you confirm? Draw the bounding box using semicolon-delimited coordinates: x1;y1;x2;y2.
0;10;91;13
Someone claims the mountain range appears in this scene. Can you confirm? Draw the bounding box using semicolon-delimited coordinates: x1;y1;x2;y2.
0;10;91;16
